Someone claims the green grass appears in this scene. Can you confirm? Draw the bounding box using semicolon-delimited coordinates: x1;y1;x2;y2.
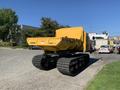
86;61;120;90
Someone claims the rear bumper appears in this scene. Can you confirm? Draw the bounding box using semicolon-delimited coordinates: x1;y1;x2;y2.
98;50;110;54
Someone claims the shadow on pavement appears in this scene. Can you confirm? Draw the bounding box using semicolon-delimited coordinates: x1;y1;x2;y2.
74;57;100;76
89;57;100;65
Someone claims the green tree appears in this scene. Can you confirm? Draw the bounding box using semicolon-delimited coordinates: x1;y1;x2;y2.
23;29;44;37
20;29;45;47
40;17;70;36
0;8;18;42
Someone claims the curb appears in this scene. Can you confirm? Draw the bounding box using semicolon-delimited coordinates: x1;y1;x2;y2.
0;47;28;50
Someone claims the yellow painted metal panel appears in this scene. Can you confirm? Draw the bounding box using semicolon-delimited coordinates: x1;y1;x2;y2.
27;27;88;52
83;31;86;52
27;37;61;46
56;27;84;39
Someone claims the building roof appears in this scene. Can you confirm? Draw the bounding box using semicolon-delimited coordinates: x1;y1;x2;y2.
20;24;39;30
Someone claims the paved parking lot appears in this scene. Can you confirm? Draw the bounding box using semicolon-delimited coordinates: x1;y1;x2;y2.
0;48;120;90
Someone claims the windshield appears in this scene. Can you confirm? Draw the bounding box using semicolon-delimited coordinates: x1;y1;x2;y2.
101;45;109;48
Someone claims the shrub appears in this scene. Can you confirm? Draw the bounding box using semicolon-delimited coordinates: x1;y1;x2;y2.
0;41;12;47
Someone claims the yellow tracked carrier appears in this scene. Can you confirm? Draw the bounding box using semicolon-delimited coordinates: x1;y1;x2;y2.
27;27;90;76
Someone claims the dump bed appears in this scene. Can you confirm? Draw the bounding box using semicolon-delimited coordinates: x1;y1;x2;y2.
27;37;61;46
27;27;89;52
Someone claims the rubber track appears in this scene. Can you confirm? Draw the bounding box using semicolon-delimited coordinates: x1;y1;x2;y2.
32;55;49;70
57;58;73;76
57;57;84;76
57;55;89;76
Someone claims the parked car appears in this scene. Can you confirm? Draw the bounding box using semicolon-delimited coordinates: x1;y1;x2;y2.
98;45;113;54
117;46;120;54
113;46;120;54
29;46;42;50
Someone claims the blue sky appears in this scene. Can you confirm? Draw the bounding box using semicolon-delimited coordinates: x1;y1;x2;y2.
0;0;120;36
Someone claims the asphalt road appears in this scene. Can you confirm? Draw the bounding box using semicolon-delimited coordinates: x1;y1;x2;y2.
0;48;120;90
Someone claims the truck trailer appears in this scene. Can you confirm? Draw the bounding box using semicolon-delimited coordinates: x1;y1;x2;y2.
27;27;90;76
